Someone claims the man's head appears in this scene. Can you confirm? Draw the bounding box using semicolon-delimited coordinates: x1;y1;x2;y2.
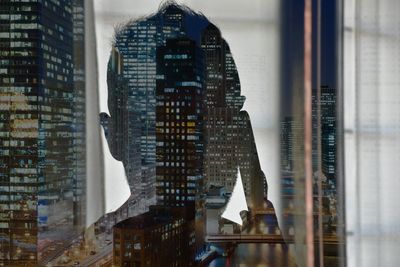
100;3;244;168
99;2;268;225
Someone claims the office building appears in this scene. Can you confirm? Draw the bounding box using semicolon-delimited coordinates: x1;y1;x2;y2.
155;38;205;252
155;38;205;207
312;86;338;232
72;0;87;230
113;5;187;207
0;0;84;264
113;206;195;267
201;25;265;211
320;87;336;183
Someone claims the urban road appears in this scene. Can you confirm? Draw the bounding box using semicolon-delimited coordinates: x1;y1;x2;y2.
39;230;81;265
77;244;112;267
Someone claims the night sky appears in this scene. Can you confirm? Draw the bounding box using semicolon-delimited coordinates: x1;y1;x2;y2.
281;0;337;117
316;0;337;89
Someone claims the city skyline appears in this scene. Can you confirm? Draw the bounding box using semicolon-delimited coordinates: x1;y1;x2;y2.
0;1;343;266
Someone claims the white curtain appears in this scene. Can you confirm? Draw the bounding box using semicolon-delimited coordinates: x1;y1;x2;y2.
85;0;105;227
344;0;400;266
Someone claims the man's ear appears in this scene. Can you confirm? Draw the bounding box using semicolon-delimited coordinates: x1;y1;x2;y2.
100;112;123;161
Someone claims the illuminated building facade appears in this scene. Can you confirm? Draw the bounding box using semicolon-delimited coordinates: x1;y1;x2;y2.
155;38;205;252
320;86;336;183
312;86;338;230
155;38;205;207
312;86;337;180
281;117;294;172
113;5;187;207
281;86;337;236
311;87;337;185
201;25;265;211
113;206;195;267
0;0;84;264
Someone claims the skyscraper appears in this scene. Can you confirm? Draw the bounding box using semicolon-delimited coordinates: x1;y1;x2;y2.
320;87;336;183
312;86;337;190
280;116;302;236
0;0;84;264
312;86;338;232
72;0;87;230
280;85;338;237
155;38;205;252
155;38;205;207
112;5;187;208
201;25;265;211
281;117;294;172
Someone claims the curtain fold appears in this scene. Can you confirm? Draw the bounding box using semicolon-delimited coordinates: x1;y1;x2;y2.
85;0;105;227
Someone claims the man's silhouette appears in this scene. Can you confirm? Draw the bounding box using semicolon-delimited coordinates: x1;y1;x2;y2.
99;1;282;257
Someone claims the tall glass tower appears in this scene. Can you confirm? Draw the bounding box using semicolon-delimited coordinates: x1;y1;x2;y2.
0;1;83;264
113;5;187;209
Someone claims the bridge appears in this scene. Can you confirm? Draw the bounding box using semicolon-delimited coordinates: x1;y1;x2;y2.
206;234;340;245
206;234;290;244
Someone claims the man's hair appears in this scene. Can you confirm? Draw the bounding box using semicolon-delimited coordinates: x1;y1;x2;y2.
112;1;207;45
104;2;245;161
107;2;244;111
